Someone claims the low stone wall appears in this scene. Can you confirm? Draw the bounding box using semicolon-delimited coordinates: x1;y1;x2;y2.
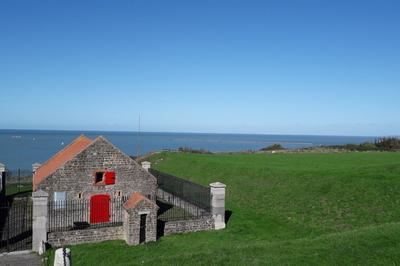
47;226;123;247
163;216;214;236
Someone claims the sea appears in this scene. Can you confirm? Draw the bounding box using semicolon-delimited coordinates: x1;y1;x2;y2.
0;129;376;170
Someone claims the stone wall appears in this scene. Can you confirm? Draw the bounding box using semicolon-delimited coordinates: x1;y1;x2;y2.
47;226;123;247
163;216;214;236
37;137;157;202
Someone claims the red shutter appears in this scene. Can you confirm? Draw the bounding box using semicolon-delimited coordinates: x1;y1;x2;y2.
104;171;116;185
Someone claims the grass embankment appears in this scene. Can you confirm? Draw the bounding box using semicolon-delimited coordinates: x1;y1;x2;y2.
46;152;400;265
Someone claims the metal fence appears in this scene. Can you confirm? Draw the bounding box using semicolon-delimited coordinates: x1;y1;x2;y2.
48;196;128;232
3;169;33;198
157;191;210;222
0;198;32;253
150;169;211;212
5;169;32;184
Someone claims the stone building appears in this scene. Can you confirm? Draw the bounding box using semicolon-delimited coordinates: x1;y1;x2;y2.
31;135;226;251
32;135;157;229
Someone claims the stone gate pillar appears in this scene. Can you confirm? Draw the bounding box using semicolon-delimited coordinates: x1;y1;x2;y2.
141;161;151;172
32;189;49;253
210;182;226;230
0;163;5;198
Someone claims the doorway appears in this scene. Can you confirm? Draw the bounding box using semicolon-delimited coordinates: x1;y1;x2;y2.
90;194;110;224
139;214;147;243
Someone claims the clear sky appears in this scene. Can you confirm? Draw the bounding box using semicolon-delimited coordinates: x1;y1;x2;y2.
0;0;399;136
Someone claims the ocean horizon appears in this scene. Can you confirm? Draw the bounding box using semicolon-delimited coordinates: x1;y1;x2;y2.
0;129;377;169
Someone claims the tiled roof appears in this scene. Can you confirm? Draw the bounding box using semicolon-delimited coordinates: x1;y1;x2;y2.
124;192;155;209
33;135;93;190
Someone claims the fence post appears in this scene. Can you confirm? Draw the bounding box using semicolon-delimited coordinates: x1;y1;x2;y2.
141;161;151;172
210;182;226;230
32;189;49;253
0;163;5;198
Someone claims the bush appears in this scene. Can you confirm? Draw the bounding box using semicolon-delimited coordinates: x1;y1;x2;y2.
261;144;285;151
375;137;400;151
324;137;400;152
359;142;377;151
339;142;377;151
177;147;213;154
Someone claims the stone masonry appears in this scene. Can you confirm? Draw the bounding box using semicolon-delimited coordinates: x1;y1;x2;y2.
123;193;158;245
0;162;5;198
210;182;226;230
48;226;124;247
30;142;227;251
36;136;157;202
163;216;214;236
32;190;49;253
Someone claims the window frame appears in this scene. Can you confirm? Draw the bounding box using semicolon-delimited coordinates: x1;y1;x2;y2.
54;191;67;209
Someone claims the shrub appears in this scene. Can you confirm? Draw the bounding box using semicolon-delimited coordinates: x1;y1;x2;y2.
177;147;213;154
375;137;400;151
261;144;285;151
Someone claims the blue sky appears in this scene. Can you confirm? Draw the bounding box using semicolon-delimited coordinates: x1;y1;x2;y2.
0;0;399;136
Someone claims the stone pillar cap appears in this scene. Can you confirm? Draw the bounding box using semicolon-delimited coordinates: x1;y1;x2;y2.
141;161;151;165
33;189;49;197
210;182;226;188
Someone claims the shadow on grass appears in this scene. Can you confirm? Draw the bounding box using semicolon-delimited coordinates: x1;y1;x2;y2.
225;210;233;225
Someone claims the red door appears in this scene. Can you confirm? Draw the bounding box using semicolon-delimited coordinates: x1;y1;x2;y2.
90;194;110;224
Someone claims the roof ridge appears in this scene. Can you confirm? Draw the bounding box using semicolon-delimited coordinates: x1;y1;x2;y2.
123;192;158;210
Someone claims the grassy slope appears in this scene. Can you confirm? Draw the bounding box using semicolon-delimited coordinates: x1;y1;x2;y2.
48;152;400;265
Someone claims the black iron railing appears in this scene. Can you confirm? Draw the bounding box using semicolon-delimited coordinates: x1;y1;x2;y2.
150;169;211;212
0;198;32;253
156;191;210;222
48;196;127;232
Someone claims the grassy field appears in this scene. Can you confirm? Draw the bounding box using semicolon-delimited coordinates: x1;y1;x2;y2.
46;152;400;265
5;182;32;197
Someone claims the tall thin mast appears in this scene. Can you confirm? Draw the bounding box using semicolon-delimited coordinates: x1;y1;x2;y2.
136;114;141;159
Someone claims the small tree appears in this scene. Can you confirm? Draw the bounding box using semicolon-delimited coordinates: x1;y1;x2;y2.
261;144;285;151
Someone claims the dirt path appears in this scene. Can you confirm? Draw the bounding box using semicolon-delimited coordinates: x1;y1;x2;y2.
0;252;41;266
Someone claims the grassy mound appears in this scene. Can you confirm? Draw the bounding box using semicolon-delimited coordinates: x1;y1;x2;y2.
45;152;400;265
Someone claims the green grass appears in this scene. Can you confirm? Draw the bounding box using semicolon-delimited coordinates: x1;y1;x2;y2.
5;182;32;197
45;152;400;265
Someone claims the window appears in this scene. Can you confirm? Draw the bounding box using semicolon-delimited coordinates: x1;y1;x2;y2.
54;191;66;209
94;171;116;185
77;192;83;199
115;190;121;197
95;172;104;183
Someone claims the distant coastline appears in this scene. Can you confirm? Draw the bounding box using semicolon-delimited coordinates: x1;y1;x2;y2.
0;129;378;169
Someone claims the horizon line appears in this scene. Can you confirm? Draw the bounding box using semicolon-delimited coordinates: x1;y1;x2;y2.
0;127;383;139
